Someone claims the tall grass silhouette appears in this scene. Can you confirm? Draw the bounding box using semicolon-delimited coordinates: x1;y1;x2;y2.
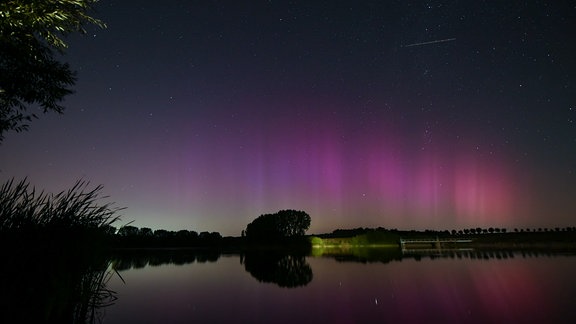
0;178;123;323
0;178;122;235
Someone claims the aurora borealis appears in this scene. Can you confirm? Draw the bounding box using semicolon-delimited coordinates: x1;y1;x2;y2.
1;1;575;236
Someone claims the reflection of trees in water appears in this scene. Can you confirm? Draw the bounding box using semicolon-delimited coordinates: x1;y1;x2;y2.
0;249;116;323
242;252;313;288
0;249;224;323
319;248;576;263
110;249;221;271
322;248;403;264
404;249;576;261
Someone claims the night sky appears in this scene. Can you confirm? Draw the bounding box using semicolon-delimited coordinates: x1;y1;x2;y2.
1;1;575;236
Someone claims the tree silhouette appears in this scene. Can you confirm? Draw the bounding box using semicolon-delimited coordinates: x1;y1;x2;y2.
199;231;221;240
153;229;172;239
139;227;153;237
101;224;117;235
0;0;105;142
118;225;139;237
245;210;311;242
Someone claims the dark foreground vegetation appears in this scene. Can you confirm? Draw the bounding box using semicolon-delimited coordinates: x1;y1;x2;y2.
1;246;114;323
0;179;120;323
0;178;121;249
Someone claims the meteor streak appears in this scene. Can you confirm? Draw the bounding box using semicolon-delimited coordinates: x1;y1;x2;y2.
402;38;456;47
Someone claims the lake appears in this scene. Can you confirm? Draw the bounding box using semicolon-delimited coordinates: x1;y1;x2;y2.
98;249;576;323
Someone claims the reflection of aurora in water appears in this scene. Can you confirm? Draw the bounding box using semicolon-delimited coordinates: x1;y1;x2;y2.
101;251;576;323
110;249;315;288
6;248;573;322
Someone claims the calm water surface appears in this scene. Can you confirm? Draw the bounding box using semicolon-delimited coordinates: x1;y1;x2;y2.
102;251;576;323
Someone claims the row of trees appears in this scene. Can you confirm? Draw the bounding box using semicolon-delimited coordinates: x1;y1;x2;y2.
326;227;508;238
448;227;576;236
325;226;576;240
103;209;312;247
450;228;508;235
108;225;222;247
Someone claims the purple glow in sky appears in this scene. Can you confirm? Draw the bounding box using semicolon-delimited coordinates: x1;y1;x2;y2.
1;1;575;235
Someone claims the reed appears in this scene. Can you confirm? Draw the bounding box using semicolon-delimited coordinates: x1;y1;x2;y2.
0;178;122;233
73;261;119;323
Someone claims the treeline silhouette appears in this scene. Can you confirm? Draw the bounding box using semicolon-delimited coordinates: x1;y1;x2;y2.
394;226;576;247
108;225;224;248
324;226;576;238
321;226;576;244
400;226;576;236
103;209;313;248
